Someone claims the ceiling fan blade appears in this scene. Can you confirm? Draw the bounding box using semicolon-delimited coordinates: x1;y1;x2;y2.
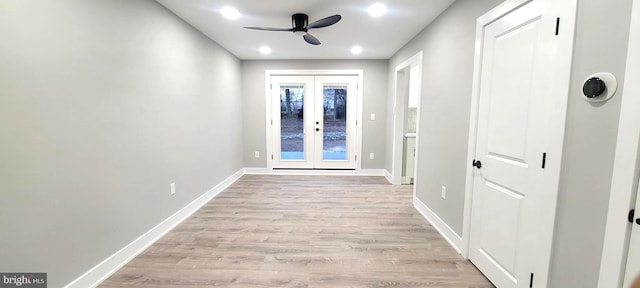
244;27;293;32
303;34;321;45
307;15;342;29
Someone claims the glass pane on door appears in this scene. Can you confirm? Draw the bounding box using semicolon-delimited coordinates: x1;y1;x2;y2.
280;85;305;160
322;85;348;161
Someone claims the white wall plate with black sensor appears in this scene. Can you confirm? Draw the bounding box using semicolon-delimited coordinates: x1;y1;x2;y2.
582;72;617;103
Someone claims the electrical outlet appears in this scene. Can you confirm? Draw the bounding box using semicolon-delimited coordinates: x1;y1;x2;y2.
170;182;176;195
441;186;446;199
369;153;375;160
254;151;260;158
370;113;376;121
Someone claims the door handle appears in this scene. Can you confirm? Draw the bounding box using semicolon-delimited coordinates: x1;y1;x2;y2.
631;209;640;225
316;128;320;132
472;160;482;169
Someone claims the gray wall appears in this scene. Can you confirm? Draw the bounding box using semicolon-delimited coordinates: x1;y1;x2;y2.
0;1;243;287
550;1;632;287
241;60;388;169
388;0;503;235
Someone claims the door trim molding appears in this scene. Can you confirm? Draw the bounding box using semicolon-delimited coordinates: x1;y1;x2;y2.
462;1;577;287
392;51;423;186
264;70;364;171
598;1;640;287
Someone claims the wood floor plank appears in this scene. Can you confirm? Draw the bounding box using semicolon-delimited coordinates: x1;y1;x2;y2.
99;175;493;288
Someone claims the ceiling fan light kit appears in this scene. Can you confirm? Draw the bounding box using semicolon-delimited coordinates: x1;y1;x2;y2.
244;13;342;45
292;13;309;35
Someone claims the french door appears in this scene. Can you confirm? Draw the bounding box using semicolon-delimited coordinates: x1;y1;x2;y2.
271;75;357;169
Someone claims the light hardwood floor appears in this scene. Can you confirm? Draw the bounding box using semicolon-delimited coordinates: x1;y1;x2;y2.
100;175;493;288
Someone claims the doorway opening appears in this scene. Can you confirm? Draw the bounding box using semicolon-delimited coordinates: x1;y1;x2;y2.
392;52;423;185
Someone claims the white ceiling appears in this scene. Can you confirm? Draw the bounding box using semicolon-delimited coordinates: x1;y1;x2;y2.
155;0;456;60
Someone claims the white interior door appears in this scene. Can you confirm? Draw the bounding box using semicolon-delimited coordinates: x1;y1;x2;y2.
271;75;357;169
468;1;570;287
624;184;640;287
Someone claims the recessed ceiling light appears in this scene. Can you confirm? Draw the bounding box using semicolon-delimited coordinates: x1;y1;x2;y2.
368;3;387;17
221;6;240;20
351;46;363;55
259;46;272;55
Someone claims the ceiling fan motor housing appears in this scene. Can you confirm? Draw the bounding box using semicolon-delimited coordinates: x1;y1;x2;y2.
292;13;309;35
243;13;341;45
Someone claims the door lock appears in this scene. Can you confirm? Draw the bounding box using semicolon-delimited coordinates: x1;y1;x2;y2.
472;160;482;169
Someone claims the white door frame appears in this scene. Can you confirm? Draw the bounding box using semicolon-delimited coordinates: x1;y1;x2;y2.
462;0;577;285
598;1;640;287
265;69;364;170
392;51;423;185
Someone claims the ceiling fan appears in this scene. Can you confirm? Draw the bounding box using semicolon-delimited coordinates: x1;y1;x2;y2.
244;13;342;45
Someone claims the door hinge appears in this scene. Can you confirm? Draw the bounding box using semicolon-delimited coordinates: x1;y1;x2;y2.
355;155;358;161
271;154;274;160
270;83;273;89
271;119;273;125
629;209;636;223
555;17;560;36
356;120;358;126
542;152;547;169
530;273;534;288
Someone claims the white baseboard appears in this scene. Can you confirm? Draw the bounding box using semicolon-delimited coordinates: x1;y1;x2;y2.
65;169;245;288
242;167;272;174
413;197;464;254
243;167;388;177
383;170;393;183
356;169;388;176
